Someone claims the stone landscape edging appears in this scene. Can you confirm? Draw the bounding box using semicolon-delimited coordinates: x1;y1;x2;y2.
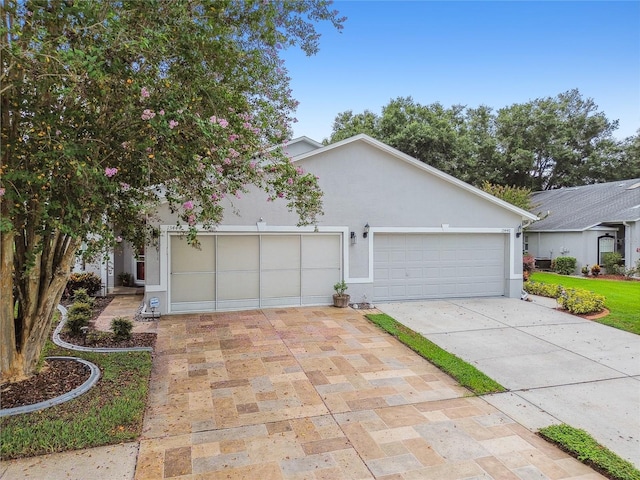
54;304;153;353
0;356;100;417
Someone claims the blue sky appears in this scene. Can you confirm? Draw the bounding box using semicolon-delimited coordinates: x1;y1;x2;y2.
282;1;640;143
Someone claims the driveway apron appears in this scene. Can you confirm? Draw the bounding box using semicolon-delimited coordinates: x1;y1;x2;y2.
378;298;640;468
135;306;605;479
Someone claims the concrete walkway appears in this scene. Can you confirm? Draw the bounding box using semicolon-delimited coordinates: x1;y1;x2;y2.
378;297;640;468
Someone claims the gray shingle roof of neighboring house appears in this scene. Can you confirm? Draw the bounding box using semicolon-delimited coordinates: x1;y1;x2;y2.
528;178;640;231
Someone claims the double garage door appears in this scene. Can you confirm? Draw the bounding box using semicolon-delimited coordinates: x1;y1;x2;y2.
170;233;341;312
373;233;506;301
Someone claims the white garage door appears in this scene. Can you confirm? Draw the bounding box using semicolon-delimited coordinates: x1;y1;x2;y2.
373;233;506;301
170;233;341;312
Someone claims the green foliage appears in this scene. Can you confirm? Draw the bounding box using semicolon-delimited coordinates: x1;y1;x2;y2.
602;252;623;275
539;424;640;480
530;272;640;334
72;288;94;307
111;317;134;340
1;0;344;378
326;91;637;190
66;302;92;336
0;347;152;460
333;280;348;295
65;272;102;298
366;313;505;395
523;281;562;298
558;288;606;315
482;182;533;210
553;256;577;275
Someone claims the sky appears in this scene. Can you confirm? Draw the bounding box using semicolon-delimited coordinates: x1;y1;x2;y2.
281;0;640;143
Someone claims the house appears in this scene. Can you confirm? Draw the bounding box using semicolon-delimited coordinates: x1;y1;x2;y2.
525;178;640;273
138;134;536;314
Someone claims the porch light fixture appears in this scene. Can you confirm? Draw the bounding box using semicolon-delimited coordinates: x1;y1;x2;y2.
350;231;357;245
516;225;522;238
363;223;370;238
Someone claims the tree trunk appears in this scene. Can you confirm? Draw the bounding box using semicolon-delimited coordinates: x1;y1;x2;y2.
0;232;81;383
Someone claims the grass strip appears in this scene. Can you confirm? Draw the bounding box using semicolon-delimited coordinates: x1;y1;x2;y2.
366;313;505;395
539;424;640;480
0;341;152;460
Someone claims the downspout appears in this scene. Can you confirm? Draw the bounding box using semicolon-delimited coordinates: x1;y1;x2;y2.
623;222;630;269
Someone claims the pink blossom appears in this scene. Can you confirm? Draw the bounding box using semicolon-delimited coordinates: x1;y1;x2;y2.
197;162;205;172
249;161;257;169
218;118;229;128
141;87;150;98
0;188;5;197
243;122;251;129
55;130;61;136
105;167;118;178
209;115;217;124
169;120;179;129
141;109;156;120
146;147;153;153
229;148;239;158
211;193;219;201
183;200;194;210
235;192;242;199
121;141;130;150
120;183;131;191
228;134;239;142
223;158;231;165
277;192;285;198
116;236;123;243
159;109;165;116
287;177;294;185
296;166;304;175
215;165;223;174
188;214;196;226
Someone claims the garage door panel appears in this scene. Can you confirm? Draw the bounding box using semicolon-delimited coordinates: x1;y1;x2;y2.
218;236;259;271
172;236;215;273
262;270;300;298
262;236;300;270
374;233;505;301
302;236;340;268
171;273;215;303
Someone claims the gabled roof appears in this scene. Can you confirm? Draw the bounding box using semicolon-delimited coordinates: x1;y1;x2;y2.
528;178;640;231
292;134;538;221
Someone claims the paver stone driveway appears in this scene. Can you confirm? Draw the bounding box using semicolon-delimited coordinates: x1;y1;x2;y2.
135;307;604;479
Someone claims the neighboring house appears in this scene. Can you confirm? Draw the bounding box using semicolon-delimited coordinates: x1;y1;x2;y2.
525;178;640;273
140;134;536;315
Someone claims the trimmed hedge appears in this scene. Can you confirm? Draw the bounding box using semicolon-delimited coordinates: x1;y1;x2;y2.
524;281;606;315
553;256;577;275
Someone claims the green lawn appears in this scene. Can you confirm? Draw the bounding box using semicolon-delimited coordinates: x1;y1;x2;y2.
0;340;152;460
530;272;640;335
366;313;505;395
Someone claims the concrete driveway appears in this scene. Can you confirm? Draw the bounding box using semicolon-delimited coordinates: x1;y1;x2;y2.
378;297;640;468
134;306;606;479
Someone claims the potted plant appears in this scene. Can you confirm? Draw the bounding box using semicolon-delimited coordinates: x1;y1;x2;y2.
581;265;590;277
590;264;601;277
332;280;350;308
118;271;133;287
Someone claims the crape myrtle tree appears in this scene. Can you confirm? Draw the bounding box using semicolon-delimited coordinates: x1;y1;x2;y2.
0;0;345;381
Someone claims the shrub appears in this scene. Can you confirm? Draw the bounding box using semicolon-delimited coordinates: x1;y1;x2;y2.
68;301;92;318
553;256;577;275
523;281;562;298
72;288;94;307
65;302;92;336
591;264;601;276
118;272;133;286
111;316;134;340
581;265;590;276
558;288;606;315
602;252;623;275
523;254;535;273
65;272;102;297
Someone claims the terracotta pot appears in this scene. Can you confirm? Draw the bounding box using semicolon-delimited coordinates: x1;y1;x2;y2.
333;294;350;308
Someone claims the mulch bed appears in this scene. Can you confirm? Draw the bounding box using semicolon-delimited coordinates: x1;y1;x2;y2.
0;295;156;411
0;359;90;409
